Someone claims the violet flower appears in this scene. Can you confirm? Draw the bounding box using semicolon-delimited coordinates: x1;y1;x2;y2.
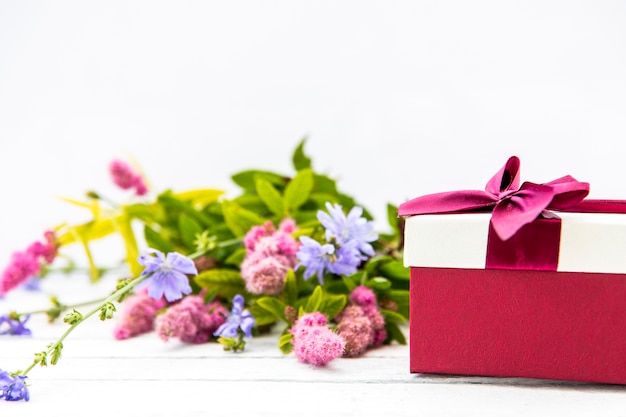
136;249;197;302
0;369;29;401
0;314;32;336
295;237;361;285
317;202;378;257
214;294;255;339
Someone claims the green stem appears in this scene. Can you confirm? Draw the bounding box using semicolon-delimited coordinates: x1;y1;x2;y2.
16;298;105;317
13;240;239;377
17;274;146;377
187;237;242;259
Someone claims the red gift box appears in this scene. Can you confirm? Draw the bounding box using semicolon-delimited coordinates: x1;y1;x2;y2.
399;157;626;384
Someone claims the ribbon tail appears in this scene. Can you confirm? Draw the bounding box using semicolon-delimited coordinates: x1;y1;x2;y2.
545;175;590;210
398;190;497;217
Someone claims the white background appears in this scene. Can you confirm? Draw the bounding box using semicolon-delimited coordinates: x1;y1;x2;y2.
1;0;626;266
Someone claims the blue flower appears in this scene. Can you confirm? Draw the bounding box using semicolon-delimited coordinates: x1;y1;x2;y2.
0;369;29;402
0;314;32;336
295;236;362;285
328;240;362;276
295;236;335;284
23;277;42;292
136;249;197;302
214;294;255;339
317;202;378;258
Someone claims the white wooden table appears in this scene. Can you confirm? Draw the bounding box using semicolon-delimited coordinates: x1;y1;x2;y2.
3;273;626;417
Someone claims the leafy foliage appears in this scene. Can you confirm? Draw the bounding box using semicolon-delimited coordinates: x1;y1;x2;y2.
51;138;409;348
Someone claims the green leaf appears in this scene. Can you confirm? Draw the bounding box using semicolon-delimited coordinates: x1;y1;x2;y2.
224;247;246;267
256;297;287;323
157;193;215;227
114;213;142;277
364;255;394;275
304;285;323;313
195;268;243;287
279;333;294;354
231;170;287;192
386;203;400;237
312;174;337;195
255;178;285;216
248;304;277;326
318;293;347;321
292;137;312;171
123;203;157;223
385;322;407;345
221;201;265;237
194;269;245;299
307;192;340;209
284;269;298;306
367;277;392;291
348;270;367;287
380;260;410;280
172;188;224;208
284;168;314;213
56;217;118;246
381;309;407;324
178;214;204;250
144;226;175;253
387;289;410;319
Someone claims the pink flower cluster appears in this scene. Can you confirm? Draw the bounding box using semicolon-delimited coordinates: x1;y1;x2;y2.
155;294;227;344
109;159;148;196
336;285;387;357
240;219;300;295
290;312;345;367
113;291;167;340
0;231;57;295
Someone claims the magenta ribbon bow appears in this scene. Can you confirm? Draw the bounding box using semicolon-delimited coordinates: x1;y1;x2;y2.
398;156;590;241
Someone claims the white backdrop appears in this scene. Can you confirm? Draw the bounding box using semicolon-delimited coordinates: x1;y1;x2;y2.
1;1;625;267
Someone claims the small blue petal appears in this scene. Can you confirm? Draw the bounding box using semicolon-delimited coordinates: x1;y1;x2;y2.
137;249;198;302
214;294;256;339
0;370;29;402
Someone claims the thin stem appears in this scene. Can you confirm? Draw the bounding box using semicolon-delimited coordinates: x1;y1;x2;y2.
17;274;146;377
13;239;240;377
187;237;242;259
16;298;105;317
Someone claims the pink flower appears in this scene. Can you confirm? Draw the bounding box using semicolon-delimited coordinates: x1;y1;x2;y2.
241;255;291;295
290;312;345;367
293;311;327;329
240;219;300;295
243;220;299;254
0;253;40;296
155;295;227;344
349;285;377;306
109;159;148;196
278;218;297;234
243;221;275;252
350;286;386;346
336;305;373;357
336;286;388;356
113;291;167;340
0;231;57;295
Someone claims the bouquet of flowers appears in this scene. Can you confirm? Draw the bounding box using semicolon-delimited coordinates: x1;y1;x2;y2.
0;139;408;402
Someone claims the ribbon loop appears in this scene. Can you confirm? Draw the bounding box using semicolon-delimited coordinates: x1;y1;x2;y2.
398;156;590;240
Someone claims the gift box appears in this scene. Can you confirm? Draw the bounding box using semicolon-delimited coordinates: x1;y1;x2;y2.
398;156;626;384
